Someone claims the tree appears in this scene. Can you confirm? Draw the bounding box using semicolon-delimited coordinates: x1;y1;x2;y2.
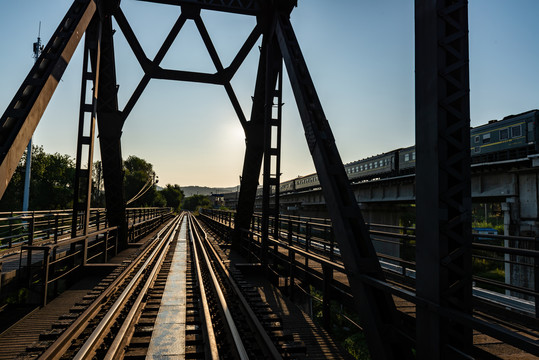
124;155;161;207
92;160;105;207
0;154;24;211
30;146;75;209
160;184;184;212
182;194;211;211
0;146;75;211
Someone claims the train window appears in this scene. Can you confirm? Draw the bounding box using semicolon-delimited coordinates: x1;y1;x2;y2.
528;122;534;132
412;152;416;160
379;160;383;167
482;133;491;143
512;125;521;137
499;128;508;140
474;136;480;143
474;147;481;154
355;166;359;172
404;154;410;162
369;163;373;169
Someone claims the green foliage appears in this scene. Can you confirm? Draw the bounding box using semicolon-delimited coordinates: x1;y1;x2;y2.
0;158;24;211
31;147;75;209
182;194;211;211
160;184;184;211
0;147;167;212
6;288;29;305
309;286;370;359
124;155;161;207
92;160;105;207
474;266;506;293
344;333;370;360
0;146;75;211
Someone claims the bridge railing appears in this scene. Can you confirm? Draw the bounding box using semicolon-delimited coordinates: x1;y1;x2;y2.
0;207;172;252
22;226;119;306
201;209;538;331
7;207;174;306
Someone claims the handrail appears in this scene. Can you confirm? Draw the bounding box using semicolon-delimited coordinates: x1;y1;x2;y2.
202;209;539;318
200;211;539;358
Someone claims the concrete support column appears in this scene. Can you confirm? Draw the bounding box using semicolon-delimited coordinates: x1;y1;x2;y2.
516;173;538;299
502;172;538;300
502;198;518;295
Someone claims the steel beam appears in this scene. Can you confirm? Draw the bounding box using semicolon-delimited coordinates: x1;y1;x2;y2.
415;0;472;358
194;15;248;128
225;24;262;82
234;11;280;248
94;12;128;246
234;43;267;247
275;14;412;360
0;0;96;199
136;0;259;16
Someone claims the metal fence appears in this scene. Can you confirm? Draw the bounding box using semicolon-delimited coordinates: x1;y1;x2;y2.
201;209;539;357
0;207;173;305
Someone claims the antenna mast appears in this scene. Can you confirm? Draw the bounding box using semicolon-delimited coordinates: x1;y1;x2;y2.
32;22;43;60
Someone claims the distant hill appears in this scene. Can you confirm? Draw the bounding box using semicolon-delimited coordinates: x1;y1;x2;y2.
180;186;238;197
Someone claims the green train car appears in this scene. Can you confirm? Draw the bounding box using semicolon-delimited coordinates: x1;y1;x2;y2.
264;110;539;197
470;109;539;163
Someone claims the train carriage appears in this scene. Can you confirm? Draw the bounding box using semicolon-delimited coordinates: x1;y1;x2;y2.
265;109;539;196
279;179;295;194
398;146;416;173
346;152;396;182
471;109;539;163
295;173;319;191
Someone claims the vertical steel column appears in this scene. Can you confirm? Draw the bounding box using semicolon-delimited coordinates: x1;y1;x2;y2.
95;11;127;247
261;30;283;266
71;17;102;239
234;19;279;248
415;1;472;358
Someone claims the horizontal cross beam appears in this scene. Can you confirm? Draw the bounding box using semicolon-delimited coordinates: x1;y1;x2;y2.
136;0;259;15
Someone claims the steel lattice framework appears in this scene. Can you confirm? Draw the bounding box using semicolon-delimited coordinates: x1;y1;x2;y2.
0;0;486;358
416;1;472;358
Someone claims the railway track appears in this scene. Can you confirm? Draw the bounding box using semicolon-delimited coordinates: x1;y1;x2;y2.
19;213;304;359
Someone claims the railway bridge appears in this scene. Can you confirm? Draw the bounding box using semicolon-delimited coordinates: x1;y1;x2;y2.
0;0;538;359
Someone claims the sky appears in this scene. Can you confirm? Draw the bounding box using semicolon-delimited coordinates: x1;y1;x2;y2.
1;1;539;188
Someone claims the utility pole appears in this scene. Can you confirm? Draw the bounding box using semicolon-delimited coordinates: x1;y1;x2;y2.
23;22;43;212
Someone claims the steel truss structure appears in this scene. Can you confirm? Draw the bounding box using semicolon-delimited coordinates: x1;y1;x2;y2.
0;0;493;358
416;1;472;358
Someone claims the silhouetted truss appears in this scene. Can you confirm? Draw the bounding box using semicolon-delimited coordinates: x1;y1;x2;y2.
0;0;500;359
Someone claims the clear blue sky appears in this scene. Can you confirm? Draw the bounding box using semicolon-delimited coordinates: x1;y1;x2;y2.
1;1;539;187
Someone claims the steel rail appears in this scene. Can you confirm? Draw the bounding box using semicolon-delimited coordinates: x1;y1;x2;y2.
72;215;181;359
102;213;184;359
191;214;282;360
189;214;249;359
38;216;179;359
189;215;220;360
